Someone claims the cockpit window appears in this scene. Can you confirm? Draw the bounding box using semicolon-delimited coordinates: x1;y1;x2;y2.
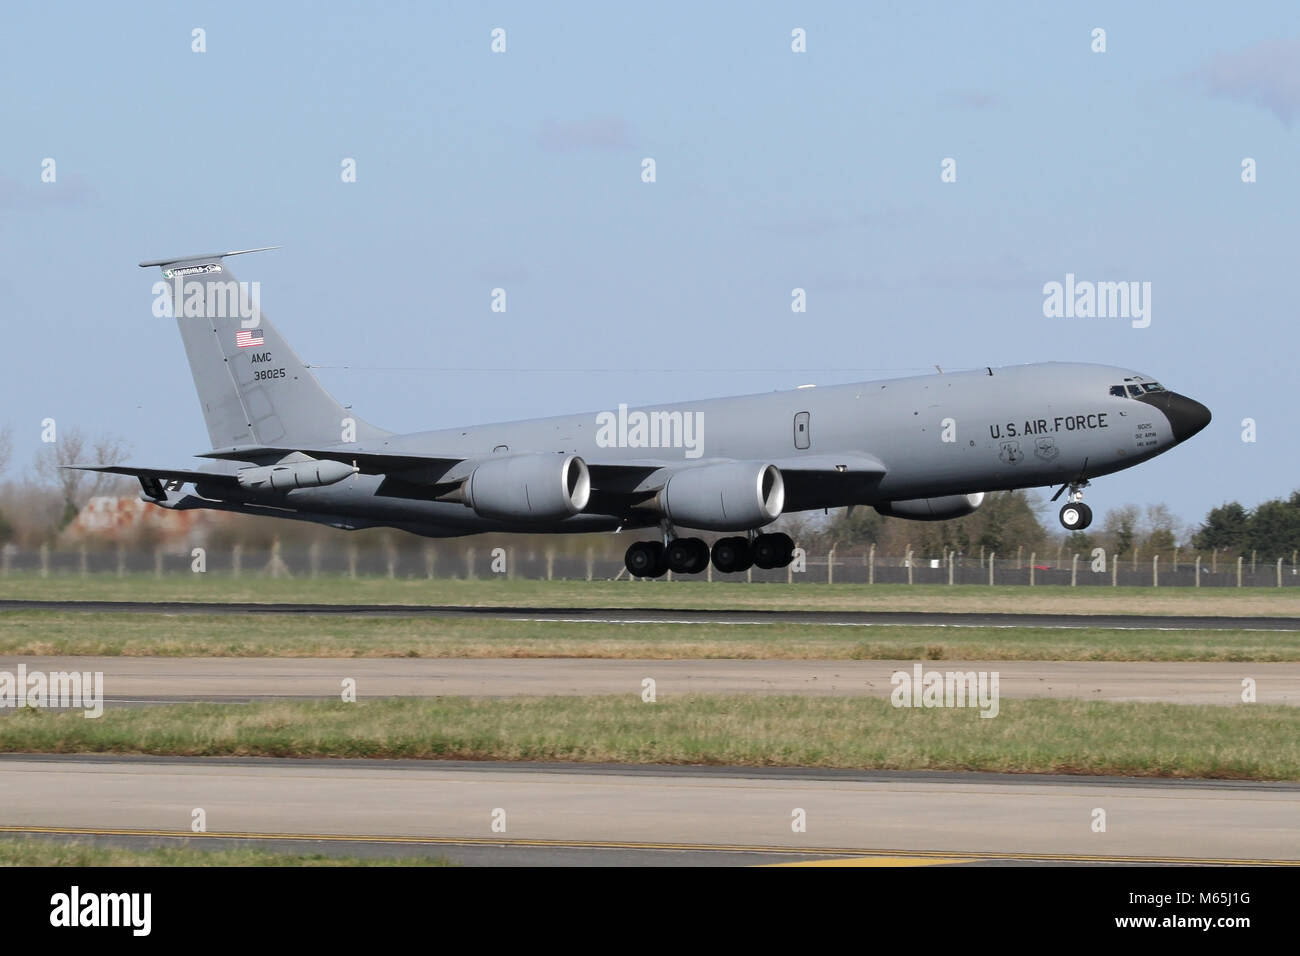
1112;382;1167;397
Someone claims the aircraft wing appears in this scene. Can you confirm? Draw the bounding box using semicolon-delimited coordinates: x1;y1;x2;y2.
67;462;242;501
582;452;888;515
173;445;888;515
69;463;240;485
767;452;888;511
198;445;465;484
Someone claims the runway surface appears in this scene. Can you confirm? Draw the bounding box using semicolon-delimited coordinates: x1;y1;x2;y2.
3;599;1298;631
1;756;1296;866
7;655;1297;706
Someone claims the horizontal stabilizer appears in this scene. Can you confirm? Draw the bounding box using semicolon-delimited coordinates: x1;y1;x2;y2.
138;246;281;268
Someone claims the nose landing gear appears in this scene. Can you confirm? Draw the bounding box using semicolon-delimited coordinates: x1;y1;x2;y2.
1054;480;1093;531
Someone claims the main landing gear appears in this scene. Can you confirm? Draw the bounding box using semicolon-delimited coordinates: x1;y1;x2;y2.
1055;480;1093;531
624;531;796;578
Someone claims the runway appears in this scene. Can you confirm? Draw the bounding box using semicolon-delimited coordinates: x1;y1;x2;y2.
1;756;1295;866
3;599;1298;631
5;655;1295;706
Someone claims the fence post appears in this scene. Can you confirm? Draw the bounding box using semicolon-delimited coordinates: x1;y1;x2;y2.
232;543;242;579
1173;547;1179;574
1133;548;1139;572
1251;550;1257;574
39;543;49;578
1195;555;1201;588
906;548;913;586
466;547;476;581
1152;554;1159;588
269;537;291;579
116;543;124;578
1029;553;1035;587
868;543;875;585
425;545;436;580
979;545;985;569
1016;546;1023;569
1278;556;1284;588
827;547;835;585
586;546;594;582
1071;553;1078;587
948;550;954;586
546;546;554;581
1111;557;1117;587
346;543;357;579
1211;548;1218;575
988;552;995;586
1236;555;1243;588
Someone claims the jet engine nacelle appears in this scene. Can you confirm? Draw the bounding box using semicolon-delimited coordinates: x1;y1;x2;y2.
460;453;591;522
656;462;785;531
875;492;985;521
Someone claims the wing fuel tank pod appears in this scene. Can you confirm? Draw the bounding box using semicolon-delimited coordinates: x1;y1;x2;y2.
654;462;785;531
875;492;985;521
452;453;591;522
236;458;358;491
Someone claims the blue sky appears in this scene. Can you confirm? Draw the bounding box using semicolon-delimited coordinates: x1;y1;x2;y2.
1;2;1296;530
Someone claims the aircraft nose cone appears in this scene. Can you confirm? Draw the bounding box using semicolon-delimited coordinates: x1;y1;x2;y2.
1161;392;1212;443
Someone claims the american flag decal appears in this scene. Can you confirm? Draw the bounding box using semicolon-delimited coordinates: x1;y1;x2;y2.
235;328;265;348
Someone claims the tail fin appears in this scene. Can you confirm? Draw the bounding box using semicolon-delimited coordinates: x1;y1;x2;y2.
141;248;389;451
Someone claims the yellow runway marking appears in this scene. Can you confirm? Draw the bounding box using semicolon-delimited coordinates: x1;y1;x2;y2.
2;826;1297;865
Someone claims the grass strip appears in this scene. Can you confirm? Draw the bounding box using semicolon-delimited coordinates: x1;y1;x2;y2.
1;611;1296;661
2;695;1295;780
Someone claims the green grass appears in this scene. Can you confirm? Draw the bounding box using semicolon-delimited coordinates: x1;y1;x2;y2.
2;572;1298;616
3;696;1296;780
0;835;451;866
1;610;1297;660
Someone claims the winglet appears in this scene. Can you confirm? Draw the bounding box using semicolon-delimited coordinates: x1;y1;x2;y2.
138;246;281;268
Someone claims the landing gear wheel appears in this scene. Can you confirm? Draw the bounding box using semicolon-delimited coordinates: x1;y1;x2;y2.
1059;502;1093;531
711;536;753;574
687;537;710;573
625;540;667;578
752;532;795;569
667;537;709;574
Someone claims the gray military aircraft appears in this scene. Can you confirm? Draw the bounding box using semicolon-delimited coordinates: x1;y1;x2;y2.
79;248;1211;577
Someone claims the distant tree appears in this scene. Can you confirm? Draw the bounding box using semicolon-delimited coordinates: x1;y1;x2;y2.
1103;504;1139;560
1192;501;1250;554
1064;530;1094;553
825;506;885;549
1244;492;1300;560
33;427;130;528
1141;503;1180;553
968;490;1047;555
